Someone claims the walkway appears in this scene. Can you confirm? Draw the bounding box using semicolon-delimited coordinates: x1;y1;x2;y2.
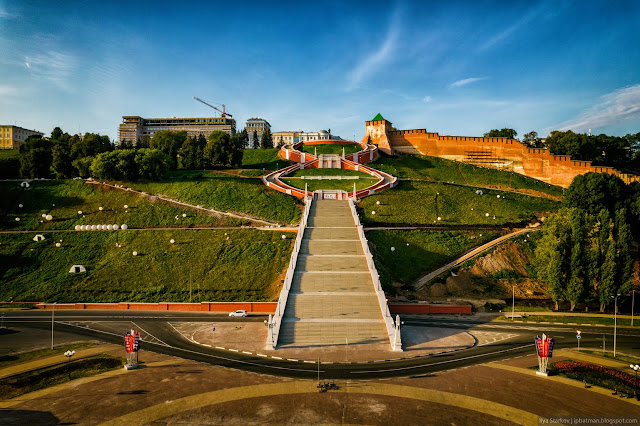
278;200;388;346
413;228;538;290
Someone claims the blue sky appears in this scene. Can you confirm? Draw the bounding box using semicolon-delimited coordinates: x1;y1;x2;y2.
1;0;640;142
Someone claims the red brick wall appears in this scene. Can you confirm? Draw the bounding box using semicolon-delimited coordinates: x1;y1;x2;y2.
364;120;639;188
36;302;278;313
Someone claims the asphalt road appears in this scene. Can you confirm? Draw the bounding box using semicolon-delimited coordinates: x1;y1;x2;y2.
2;310;638;380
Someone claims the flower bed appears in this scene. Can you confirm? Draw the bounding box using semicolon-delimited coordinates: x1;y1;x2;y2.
551;361;639;395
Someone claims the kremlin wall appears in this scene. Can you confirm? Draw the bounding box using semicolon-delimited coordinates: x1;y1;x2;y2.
361;114;640;188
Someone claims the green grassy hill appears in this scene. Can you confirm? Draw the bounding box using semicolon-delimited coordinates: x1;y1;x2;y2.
129;173;301;225
375;154;563;198
0;180;239;231
367;230;498;293
359;181;560;226
0;229;293;303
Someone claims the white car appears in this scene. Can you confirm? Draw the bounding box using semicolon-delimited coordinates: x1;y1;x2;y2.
229;310;248;317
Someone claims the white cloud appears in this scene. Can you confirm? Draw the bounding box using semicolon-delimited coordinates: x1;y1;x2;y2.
0;85;18;97
449;77;488;88
555;85;640;132
0;4;17;19
477;3;550;52
24;49;77;91
422;96;432;103
346;10;401;91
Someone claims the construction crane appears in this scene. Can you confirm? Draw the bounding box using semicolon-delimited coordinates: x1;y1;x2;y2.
192;96;232;118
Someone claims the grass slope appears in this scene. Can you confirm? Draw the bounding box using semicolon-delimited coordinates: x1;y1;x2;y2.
241;148;286;171
0;229;293;302
367;230;498;293
301;143;362;156
359;181;560;226
375;154;564;197
128;175;301;225
0;180;235;231
281;178;375;192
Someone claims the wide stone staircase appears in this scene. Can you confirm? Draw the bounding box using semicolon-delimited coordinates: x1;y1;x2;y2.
278;200;388;347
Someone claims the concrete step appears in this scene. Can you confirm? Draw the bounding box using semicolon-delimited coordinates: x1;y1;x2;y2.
291;271;372;293
283;294;382;319
296;255;369;272
299;240;363;256
303;227;359;240
278;321;388;345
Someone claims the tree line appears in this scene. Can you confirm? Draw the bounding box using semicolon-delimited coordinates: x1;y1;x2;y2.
535;173;640;312
484;128;640;172
17;126;267;181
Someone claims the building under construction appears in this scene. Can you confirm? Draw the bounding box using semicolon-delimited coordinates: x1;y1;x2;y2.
118;116;236;145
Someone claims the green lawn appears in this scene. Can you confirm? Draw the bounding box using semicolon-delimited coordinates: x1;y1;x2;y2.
359;181;560;226
281;178;376;192
0;149;20;160
287;168;373;178
128;175;301;225
241;148;287;170
367;230;499;292
0;180;237;231
301;143;362;156
0;229;293;302
374;154;564;197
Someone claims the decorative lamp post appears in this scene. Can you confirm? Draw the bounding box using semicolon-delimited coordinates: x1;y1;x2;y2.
612;294;617;359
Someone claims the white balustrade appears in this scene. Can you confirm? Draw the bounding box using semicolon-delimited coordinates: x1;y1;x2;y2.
347;198;401;350
267;196;312;350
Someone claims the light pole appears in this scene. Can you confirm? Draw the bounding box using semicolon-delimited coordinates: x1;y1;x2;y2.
631;364;640;399
512;285;515;320
613;293;620;357
51;302;57;350
632;290;635;327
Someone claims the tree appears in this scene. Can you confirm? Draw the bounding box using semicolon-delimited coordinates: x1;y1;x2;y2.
73;156;94;178
483;128;517;139
261;127;273;149
71;133;112;160
252;130;259;150
179;136;204;170
204;131;242;168
535;210;572;310
136;149;171;180
52;138;74;178
238;128;249;149
19;135;52;178
522;131;543;148
150;130;188;169
599;231;617;312
90;151;120;180
566;209;586;311
564;172;628;217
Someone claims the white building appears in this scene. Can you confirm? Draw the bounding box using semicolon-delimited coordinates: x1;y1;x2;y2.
299;130;331;142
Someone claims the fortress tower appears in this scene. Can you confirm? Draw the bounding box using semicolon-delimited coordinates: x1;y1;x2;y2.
361;113;394;155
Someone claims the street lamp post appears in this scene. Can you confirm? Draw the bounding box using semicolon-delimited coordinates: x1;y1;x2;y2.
631;364;639;399
613;293;620;358
632;290;635;327
51;302;57;350
512;285;515;320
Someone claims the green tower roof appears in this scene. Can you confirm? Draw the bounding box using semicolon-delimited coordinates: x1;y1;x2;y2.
371;113;385;121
